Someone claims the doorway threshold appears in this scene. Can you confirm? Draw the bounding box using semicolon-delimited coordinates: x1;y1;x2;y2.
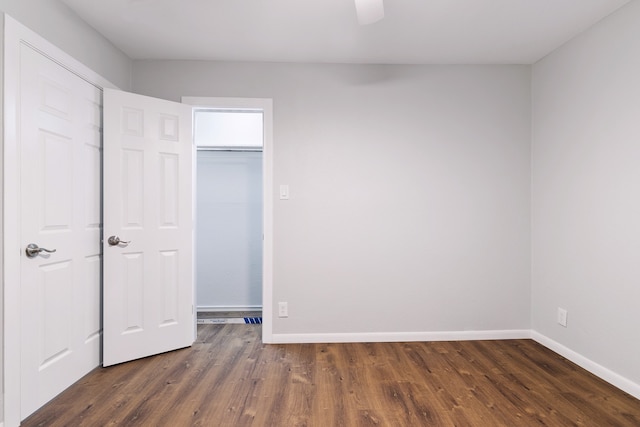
198;317;262;324
197;310;262;324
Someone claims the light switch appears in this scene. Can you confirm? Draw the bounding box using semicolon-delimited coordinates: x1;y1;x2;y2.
279;184;290;200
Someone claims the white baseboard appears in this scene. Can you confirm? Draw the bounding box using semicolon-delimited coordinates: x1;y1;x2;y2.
269;329;531;344
197;305;262;312
531;331;640;400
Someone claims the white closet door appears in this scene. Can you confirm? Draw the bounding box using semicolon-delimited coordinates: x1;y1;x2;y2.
19;43;102;419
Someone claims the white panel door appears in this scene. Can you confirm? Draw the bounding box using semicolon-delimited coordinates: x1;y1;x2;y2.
19;44;102;419
103;88;195;367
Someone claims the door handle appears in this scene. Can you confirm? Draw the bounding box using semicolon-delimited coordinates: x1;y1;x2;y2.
25;243;57;258
107;236;131;246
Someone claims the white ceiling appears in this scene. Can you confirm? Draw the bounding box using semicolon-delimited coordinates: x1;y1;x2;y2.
60;0;631;64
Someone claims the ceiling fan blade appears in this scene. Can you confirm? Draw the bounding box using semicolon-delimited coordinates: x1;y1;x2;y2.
354;0;384;25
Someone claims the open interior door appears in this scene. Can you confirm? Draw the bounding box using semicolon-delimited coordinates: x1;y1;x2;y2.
103;88;195;367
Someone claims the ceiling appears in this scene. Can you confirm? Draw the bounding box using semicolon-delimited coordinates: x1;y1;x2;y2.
60;0;631;64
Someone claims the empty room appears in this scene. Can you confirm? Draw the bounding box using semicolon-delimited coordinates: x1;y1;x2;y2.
1;0;639;425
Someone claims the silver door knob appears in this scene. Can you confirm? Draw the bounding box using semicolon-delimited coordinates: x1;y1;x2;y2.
25;243;57;258
108;235;131;246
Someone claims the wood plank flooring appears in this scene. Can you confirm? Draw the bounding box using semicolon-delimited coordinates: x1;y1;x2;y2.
22;325;640;426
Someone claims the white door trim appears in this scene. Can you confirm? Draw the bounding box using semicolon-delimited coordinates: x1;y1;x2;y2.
182;96;274;343
2;14;118;426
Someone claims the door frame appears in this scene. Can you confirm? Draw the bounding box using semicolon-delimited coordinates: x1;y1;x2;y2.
2;14;117;426
183;97;274;343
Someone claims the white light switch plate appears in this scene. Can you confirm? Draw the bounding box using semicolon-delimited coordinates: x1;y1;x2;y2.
279;184;290;200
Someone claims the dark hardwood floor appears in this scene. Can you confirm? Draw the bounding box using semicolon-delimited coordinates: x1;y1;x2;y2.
22;325;640;426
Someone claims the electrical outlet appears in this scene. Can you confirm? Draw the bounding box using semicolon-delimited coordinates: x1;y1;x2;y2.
557;308;568;327
278;302;288;318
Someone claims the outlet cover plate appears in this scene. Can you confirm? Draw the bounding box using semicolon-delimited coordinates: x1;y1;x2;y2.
278;302;288;318
557;308;568;327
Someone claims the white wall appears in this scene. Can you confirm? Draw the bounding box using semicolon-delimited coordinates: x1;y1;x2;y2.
0;1;132;89
134;61;532;336
196;151;263;311
532;0;640;390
